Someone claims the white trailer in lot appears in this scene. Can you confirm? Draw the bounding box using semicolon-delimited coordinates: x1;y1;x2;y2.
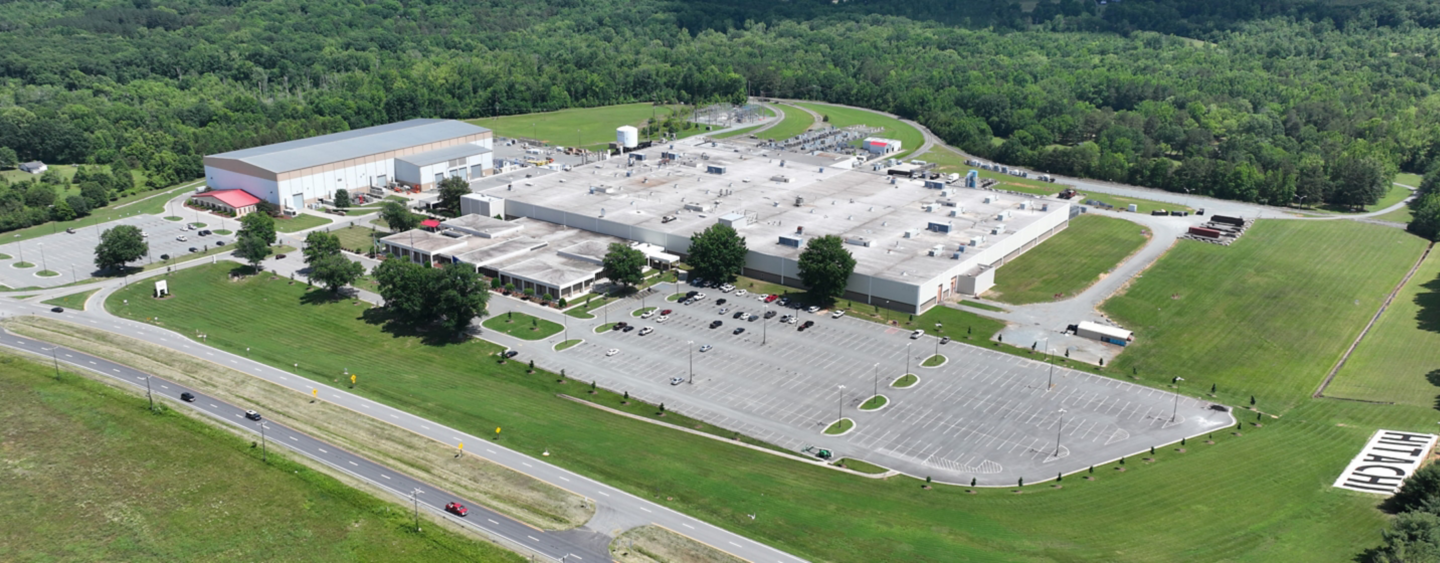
1076;321;1134;346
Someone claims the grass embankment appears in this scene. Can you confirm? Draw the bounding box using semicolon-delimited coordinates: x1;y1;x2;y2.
0;351;522;562
835;459;889;475
611;525;745;563
274;214;333;233
565;294;615;319
710;124;764;140
97;259;1431;562
960;300;1005;312
1376;206;1414;224
6;315;592;532
1103;219;1427;413
988;215;1148;304
482;312;564;340
1083;192;1192;215
757;104;817;141
1327;248;1440;406
555;339;583;351
470;103;690;150
42;288;99;310
793;102;924;160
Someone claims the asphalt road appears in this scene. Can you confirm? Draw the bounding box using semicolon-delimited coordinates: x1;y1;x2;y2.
0;328;607;562
0;296;810;563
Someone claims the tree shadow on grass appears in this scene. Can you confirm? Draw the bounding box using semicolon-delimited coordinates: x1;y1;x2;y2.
1412;276;1440;334
1426;369;1440;412
358;306;467;347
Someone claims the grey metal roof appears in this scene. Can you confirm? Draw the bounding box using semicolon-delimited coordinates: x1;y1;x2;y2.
396;143;492;168
208;119;491;174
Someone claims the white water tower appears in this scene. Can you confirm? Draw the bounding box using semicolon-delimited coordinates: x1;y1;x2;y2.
616;126;639;149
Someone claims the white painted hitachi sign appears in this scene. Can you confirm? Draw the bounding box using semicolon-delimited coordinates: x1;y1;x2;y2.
1333;430;1438;494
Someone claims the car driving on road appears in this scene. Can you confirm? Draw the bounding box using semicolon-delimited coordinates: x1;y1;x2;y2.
180;392;195;402
245;410;262;421
445;502;469;517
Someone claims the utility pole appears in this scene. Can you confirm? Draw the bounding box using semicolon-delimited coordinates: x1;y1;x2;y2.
44;345;60;380
260;422;268;463
411;488;423;532
763;304;768;345
906;342;912;377
1171;377;1186;422
688;340;694;384
144;375;155;411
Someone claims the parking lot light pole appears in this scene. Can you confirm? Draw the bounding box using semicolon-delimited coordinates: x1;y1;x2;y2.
763;304;768;345
837;384;846;421
37;242;47;272
688;340;694;384
1171;377;1185;422
1054;408;1067;457
873;363;879;400
906;342;912;376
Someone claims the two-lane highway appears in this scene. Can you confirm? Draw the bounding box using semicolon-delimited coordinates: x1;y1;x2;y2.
0;328;608;562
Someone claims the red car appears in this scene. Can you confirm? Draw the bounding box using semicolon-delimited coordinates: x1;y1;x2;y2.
445;502;468;517
764;294;779;303
660;309;673;316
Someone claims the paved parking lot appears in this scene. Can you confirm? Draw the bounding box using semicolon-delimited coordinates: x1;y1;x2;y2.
0;214;237;289
517;292;1235;486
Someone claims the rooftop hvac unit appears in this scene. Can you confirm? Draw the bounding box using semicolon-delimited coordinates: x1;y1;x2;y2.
661;215;677;223
991;224;1004;235
779;160;786;167
1018;201;1030;210
995;210;1012;221
441;229;464;238
969;235;986;246
904;228;921;239
928;221;954;233
949;209;959;217
1042;203;1051;212
684;202;712;212
984;196;999;204
771;176;791;183
844;236;873;247
923;204;935;212
924;180;946;190
794;196;805;207
617;126;639;148
928;245;946;257
778;234;804;248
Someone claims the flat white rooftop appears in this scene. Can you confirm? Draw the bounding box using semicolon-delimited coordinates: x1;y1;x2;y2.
476;137;1068;284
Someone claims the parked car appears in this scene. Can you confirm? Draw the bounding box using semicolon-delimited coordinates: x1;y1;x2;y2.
788;316;798;325
685;290;698;298
65;228;75;234
180;392;195;402
683;298;696;305
216;240;226;246
694;293;707;301
733;311;745;319
778;297;789;306
735;289;749;297
660;309;673;316
802;320;815;329
720;284;735;293
614;321;629;330
188;247;198;253
198;229;211;236
831;310;846;319
718;307;728;315
715;298;727;305
940;336;951;344
159;254;170;260
176;235;188;242
756;293;769;302
244;410;262;421
699;344;712;352
641;310;655;319
445;502;469;517
807;305;821;313
911;329;925;339
733;327;746;335
765;294;779;303
623;325;635;332
656;315;669;323
747;314;758;322
639;326;654;336
710;320;723;329
606;348;619;356
504;350;520;358
670;376;685;385
763;310;777;319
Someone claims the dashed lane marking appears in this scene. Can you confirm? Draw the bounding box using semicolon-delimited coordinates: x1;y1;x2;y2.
488;519;499;525
683;523;694;529
349;461;358;466
528;536;540;542
318;448;327;454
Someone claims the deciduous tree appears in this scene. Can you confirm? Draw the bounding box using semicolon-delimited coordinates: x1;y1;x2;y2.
798;235;856;304
93;224;148;272
687;224;747;284
602;243;646;290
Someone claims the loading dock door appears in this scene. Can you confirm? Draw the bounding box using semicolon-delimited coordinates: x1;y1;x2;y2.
291;193;303;211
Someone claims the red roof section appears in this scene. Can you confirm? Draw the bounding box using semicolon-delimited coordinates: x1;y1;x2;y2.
420;218;441;228
198;189;262;208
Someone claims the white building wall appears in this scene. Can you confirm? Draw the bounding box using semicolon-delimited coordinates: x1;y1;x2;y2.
205;166;279;205
277;158;397;210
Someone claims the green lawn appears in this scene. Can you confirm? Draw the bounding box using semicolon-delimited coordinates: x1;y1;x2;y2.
960;300;1006;312
555;339;582;351
988;215;1149;304
1367;183;1413;212
469;103;687;149
836;458;889;474
1376;205;1414;224
1084;192;1193;215
41;289;99;310
482;312;563;340
792;102;923;160
892;374;918;388
565;294;615;319
848;301;1008;343
823;418;853;435
1103;220;1427;412
0;180;200;245
859;395;888;410
758;105;816;141
0;351;520;562
274;214;333;233
96;260;1439;562
920;355;946;367
925;147;1070;192
1326;249;1440;407
330;224;383;253
710;124;764;140
0;164;149;193
1396;173;1423;188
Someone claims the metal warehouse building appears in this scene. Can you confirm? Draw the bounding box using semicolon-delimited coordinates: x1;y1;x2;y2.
203;119;493;212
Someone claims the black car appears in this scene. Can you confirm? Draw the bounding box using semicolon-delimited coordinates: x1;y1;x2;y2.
50;306;64;313
710;320;723;329
188;247;198;253
216;240;226;246
623;325;635;332
716;298;727;305
802;320;815;328
159;254;171;260
244;410;262;421
747;314;758;322
763;310;777;319
732;327;745;335
503;350;519;359
180;392;195;402
198;229;212;236
733;311;745;319
614;321;628;331
940;336;951;344
685;290;698;298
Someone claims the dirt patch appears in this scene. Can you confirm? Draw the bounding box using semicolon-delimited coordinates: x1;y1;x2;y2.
4;316;593;531
610;525;746;563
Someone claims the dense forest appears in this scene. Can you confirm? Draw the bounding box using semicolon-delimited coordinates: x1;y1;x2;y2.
4;0;1440;233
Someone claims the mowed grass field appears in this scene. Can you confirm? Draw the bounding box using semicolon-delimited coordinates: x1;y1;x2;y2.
792;102;924;159
1326;247;1440;407
925;147;1067;194
274;213;333;233
757;104;816;140
0;352;520;562
96;260;1429;561
987;215;1149;304
469;103;684;149
41;288;99;310
1102;220;1427;412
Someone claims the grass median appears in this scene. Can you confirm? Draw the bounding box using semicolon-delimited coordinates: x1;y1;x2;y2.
93;259;1433;562
0;349;524;562
482;312;563;340
42;288;100;310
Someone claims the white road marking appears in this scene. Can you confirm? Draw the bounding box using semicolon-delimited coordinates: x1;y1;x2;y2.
160;385;168;389
638;506;650;513
209;403;218;408
488;519;499;525
288;436;297;441
486;449;496;454
421;425;430;430
361;404;370;409
683;523;694;529
390;414;398;419
730;542;742;548
522;462;532;468
64;354;72;358
381;474;391;480
349;461;358;466
88;361;95;365
318;448;327;454
559;476;570;482
598;491;610;497
528;536;540;542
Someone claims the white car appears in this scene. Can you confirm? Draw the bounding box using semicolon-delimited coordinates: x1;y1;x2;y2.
641;310;656;319
694;293;707;302
911;329;925;339
639;327;654;336
699;344;712;352
670;376;685;385
807;305;821;313
606;348;619;356
720;284;735;293
656;315;669;323
756;293;769;302
718;307;728;315
831;310;846;319
787;316;798;325
141;231;149;238
735;289;749;297
176;235;188;242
